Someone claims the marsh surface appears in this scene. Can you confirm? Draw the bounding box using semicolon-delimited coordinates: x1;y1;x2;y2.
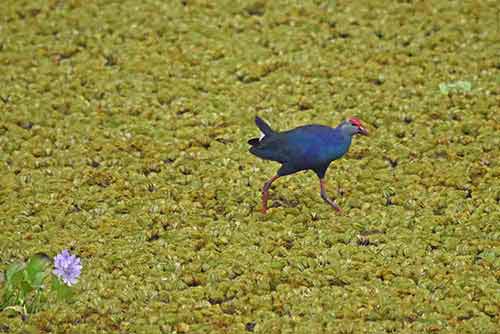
1;0;499;333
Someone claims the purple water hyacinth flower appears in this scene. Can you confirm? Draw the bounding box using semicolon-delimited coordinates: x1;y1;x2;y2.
53;250;82;286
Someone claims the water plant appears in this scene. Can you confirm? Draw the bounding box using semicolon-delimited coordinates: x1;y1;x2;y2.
0;250;82;317
0;0;498;332
439;80;472;94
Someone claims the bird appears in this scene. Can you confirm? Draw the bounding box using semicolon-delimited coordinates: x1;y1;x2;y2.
248;116;368;214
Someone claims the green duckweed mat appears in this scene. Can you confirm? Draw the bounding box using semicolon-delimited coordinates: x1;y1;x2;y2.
1;0;499;333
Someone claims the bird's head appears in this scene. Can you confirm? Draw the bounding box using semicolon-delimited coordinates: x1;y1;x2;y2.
339;117;369;137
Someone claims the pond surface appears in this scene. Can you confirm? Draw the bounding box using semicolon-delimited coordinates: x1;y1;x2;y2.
0;0;499;332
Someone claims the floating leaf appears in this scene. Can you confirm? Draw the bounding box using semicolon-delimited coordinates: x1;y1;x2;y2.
439;80;472;94
25;253;50;288
51;278;74;301
4;262;25;284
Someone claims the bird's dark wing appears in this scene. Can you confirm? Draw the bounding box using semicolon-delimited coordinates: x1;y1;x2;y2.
250;126;327;164
249;134;292;163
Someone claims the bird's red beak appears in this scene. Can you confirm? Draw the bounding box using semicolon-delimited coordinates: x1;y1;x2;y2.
358;126;369;136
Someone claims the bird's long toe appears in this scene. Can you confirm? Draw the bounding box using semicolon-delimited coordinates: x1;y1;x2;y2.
331;202;342;212
322;195;341;212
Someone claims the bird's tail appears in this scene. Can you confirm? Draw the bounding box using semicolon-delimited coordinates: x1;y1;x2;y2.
255;116;274;136
248;116;275;146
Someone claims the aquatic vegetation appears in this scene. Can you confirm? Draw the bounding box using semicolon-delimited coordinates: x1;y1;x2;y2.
0;0;499;332
1;251;81;317
439;81;472;95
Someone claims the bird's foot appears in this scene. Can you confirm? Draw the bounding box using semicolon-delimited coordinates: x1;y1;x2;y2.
319;178;342;213
327;200;341;213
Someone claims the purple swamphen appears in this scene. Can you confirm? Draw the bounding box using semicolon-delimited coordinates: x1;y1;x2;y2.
248;116;368;213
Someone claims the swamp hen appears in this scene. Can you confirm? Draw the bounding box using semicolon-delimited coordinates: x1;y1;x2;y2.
248;116;368;213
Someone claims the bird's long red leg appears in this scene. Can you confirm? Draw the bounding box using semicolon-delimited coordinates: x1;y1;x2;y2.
320;178;341;212
261;175;279;214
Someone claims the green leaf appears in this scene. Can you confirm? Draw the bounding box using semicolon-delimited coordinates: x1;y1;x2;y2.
51;277;73;301
438;83;449;94
20;272;34;296
4;264;26;302
25;254;51;279
439;80;472;94
456;80;472;91
31;272;47;289
25;253;50;288
5;262;25;283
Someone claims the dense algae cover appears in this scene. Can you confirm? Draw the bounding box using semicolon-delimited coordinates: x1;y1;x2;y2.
0;0;499;333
